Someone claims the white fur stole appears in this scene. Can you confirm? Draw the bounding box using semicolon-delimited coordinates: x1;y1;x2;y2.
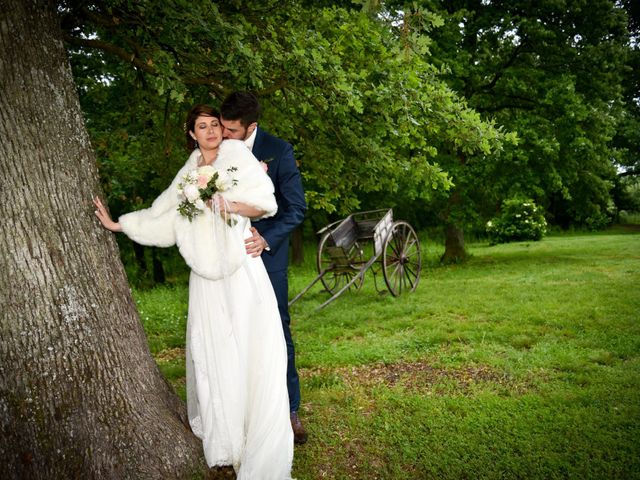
118;140;277;280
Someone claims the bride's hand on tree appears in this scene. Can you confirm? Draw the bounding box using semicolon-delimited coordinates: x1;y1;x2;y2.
93;197;122;232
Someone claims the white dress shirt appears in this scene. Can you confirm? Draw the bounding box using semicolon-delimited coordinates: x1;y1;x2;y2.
244;126;257;151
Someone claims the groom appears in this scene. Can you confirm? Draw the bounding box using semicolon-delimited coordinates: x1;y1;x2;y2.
220;92;308;444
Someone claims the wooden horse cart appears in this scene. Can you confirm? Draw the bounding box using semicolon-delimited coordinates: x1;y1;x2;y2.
289;209;422;309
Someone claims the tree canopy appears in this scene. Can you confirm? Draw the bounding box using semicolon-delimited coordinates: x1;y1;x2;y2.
61;0;639;267
61;1;504;216
393;0;637;231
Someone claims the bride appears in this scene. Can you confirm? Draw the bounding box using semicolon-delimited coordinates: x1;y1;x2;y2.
94;104;293;479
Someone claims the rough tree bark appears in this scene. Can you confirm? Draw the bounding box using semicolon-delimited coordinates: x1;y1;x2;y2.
440;190;468;263
0;0;206;477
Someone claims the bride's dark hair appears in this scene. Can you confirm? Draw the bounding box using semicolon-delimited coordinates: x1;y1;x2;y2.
185;104;220;150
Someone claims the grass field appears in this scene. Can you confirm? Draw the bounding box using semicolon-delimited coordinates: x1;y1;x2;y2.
133;227;640;479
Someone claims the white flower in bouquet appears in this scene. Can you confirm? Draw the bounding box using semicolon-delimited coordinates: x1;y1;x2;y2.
177;164;238;221
215;169;235;191
183;183;200;202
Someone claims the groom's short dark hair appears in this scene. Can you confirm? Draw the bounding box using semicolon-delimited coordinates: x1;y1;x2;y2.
220;91;262;127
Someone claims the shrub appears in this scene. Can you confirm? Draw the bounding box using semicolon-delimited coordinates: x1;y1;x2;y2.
486;199;547;244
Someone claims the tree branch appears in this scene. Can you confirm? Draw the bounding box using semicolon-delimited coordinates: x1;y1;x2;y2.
478;40;527;92
63;33;156;74
476;102;537;113
63;33;228;93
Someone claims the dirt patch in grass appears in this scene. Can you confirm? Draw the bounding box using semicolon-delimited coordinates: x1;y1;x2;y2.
154;347;185;362
302;360;537;395
156;348;536;396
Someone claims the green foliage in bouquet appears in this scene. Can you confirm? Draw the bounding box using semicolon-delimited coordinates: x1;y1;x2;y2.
486;199;547;245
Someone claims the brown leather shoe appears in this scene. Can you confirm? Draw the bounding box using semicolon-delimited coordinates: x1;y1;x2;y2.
290;411;308;445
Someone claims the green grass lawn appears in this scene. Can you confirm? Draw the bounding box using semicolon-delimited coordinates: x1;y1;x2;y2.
133;228;640;479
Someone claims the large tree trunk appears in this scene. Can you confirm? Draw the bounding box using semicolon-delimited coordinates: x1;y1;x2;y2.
441;224;468;263
440;188;468;263
0;1;206;477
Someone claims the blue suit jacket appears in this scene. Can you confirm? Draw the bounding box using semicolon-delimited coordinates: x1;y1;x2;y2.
251;128;306;273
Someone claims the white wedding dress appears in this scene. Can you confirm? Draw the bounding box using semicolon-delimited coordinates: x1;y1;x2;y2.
118;141;293;479
186;217;293;478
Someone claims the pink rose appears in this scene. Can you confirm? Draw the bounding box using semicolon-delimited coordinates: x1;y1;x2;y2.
197;175;209;188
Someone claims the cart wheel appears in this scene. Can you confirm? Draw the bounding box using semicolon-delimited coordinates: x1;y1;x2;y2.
317;232;365;295
382;221;421;296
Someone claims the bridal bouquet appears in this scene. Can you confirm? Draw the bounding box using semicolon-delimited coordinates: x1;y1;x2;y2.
177;165;238;221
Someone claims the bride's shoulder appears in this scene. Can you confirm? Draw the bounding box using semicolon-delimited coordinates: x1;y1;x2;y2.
219;139;255;165
220;139;250;154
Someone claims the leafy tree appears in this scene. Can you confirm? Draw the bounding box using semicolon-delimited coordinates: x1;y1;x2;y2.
611;0;640;206
386;0;635;254
61;0;507;266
